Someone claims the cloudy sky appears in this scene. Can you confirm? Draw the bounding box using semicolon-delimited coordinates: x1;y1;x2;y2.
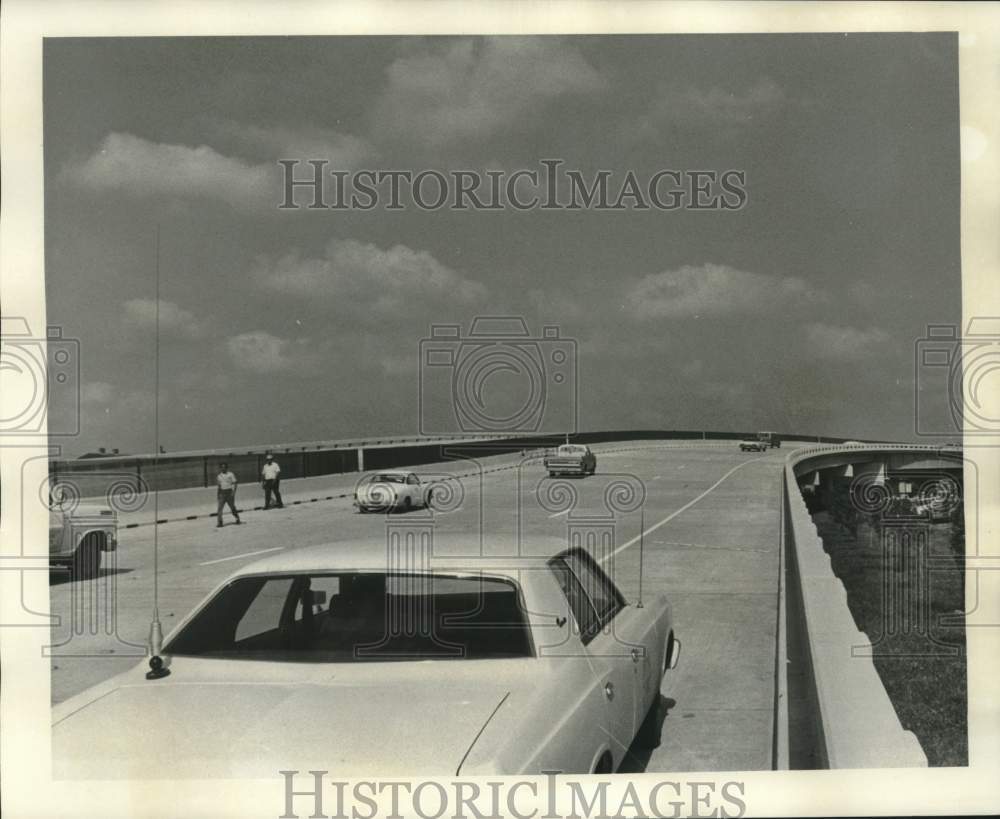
44;34;960;455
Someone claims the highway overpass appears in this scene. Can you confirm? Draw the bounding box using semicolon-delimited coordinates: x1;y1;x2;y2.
43;436;958;771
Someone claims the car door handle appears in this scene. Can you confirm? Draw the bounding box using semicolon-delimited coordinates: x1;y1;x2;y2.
604;682;614;701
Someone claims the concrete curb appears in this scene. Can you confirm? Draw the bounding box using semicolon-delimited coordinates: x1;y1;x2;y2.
781;444;932;768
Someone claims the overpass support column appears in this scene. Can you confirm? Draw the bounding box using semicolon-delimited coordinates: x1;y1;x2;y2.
357;447;364;472
852;460;886;482
817;466;851;509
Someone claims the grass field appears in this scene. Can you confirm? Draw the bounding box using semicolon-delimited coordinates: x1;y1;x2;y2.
810;509;967;766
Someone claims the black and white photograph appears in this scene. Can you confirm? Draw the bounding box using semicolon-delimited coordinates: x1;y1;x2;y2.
1;2;998;818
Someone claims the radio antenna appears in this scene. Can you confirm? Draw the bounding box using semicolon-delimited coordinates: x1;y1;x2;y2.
636;507;645;608
149;224;164;659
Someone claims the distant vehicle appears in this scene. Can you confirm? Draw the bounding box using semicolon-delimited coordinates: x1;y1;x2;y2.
52;538;679;777
739;439;769;452
756;431;781;449
544;444;596;477
49;501;118;579
354;470;431;513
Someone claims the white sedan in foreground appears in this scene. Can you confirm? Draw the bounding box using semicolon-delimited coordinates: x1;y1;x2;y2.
53;536;679;778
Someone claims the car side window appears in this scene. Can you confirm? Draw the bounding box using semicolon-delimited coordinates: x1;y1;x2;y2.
548;558;600;644
560;549;625;628
408;474;419;485
235;577;295;643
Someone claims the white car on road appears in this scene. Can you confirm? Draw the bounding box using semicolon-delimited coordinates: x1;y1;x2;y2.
354;470;431;513
52;537;678;777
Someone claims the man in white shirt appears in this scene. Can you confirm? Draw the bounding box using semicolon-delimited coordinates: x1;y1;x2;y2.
261;453;284;510
216;462;242;527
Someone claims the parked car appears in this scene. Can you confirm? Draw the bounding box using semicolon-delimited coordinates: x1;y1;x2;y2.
52;537;679;778
354;471;430;513
49;501;118;579
544;444;597;477
739;439;768;452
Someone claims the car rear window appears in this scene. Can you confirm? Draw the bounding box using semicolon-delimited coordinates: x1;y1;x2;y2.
166;572;534;662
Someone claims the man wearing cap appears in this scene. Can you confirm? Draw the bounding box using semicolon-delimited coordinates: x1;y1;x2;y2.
261;453;284;510
216;463;242;527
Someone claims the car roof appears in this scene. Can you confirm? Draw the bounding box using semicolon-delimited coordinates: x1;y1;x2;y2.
231;535;572;579
369;470;413;476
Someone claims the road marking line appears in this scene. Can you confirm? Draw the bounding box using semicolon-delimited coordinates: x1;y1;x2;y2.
549;509;571;518
199;547;284;566
599;456;764;564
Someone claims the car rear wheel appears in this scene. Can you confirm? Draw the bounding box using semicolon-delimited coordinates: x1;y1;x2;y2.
72;535;102;581
592;751;614;774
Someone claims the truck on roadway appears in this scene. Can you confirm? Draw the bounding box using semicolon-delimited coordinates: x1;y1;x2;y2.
756;431;781;448
50;501;118;580
544;444;597;477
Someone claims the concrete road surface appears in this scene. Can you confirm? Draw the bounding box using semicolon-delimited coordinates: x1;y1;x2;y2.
49;441;792;772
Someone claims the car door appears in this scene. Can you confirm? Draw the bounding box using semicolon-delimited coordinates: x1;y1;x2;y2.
557;550;644;760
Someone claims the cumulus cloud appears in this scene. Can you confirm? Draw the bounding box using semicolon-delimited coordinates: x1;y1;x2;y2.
65;123;374;210
123;298;205;338
123;298;207;339
805;323;890;359
226;331;310;373
66;133;272;208
203;118;372;167
372;38;607;149
255;238;488;318
624;263;815;319
629;78;786;142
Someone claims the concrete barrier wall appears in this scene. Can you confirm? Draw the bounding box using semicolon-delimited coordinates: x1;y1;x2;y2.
780;444;932;768
50;434;515;496
51;428;882;499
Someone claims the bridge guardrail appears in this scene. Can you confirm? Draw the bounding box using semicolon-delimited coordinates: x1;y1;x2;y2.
779;443;936;768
